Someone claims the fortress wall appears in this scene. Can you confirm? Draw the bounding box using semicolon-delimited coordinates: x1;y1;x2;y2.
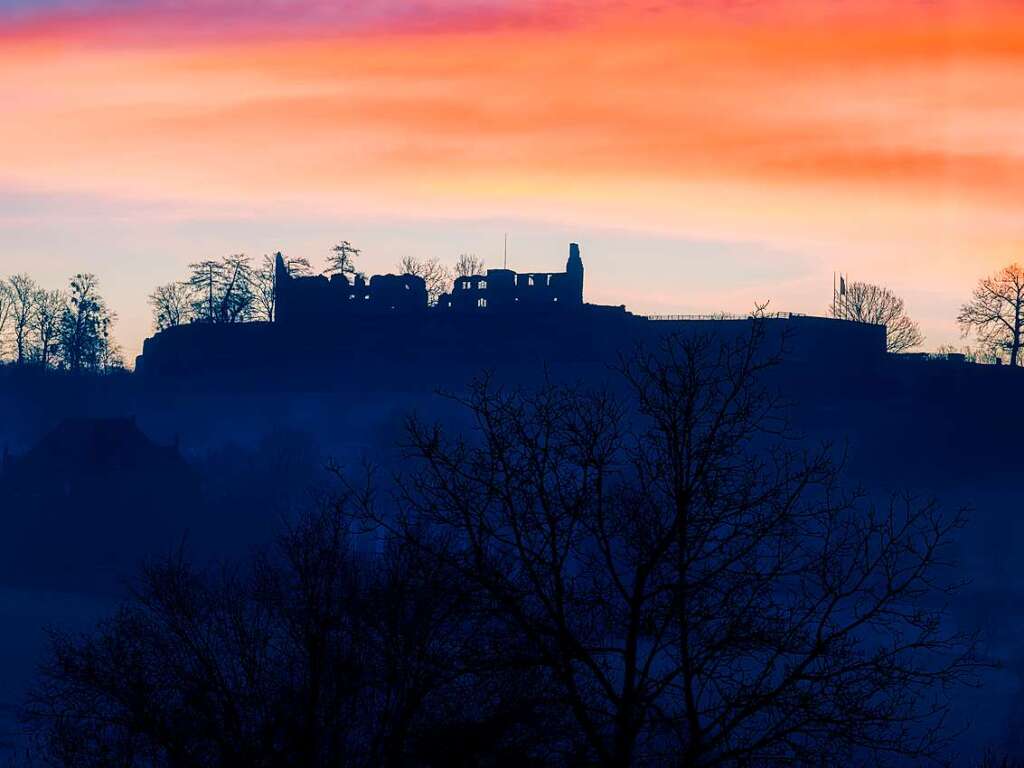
644;315;886;363
136;309;886;392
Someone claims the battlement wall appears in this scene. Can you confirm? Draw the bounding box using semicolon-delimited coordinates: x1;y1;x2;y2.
645;315;886;363
136;308;886;391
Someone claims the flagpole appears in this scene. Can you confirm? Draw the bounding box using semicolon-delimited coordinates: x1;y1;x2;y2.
833;272;836;317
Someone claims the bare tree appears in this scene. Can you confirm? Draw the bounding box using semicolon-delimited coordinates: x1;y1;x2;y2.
22;502;528;768
219;255;255;323
188;255;254;324
148;281;192;331
958;263;1024;365
0;280;12;362
454;253;485;278
59;273;115;373
188;259;223;324
282;253;313;277
7;273;38;364
326;241;362;280
32;289;65;369
373;323;980;767
831;281;924;353
398;256;452;306
254;252;312;321
253;255;276;323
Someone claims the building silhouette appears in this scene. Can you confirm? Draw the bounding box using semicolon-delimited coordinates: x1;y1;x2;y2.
438;243;585;313
138;240;887;383
274;243;586;323
274;255;427;324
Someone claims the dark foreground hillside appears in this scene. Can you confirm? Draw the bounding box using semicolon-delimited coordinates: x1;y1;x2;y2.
0;330;1022;762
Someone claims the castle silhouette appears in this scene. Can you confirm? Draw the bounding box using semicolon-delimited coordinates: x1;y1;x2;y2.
137;241;886;384
274;243;585;322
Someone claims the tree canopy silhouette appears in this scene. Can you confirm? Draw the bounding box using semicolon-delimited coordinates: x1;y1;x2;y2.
7;273;38;364
0;272;118;371
32;288;65;369
0;280;12;359
326;241;362;280
398;256;451;306
148;281;191;331
59;274;118;372
22;504;552;768
454;253;485;278
958;263;1024;366
364;323;979;766
830;281;923;353
188;256;255;325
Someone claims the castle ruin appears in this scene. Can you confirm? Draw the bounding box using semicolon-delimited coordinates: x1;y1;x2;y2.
138;241;888;383
274;243;586;323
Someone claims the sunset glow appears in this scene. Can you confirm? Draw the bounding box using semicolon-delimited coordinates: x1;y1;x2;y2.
3;0;1024;355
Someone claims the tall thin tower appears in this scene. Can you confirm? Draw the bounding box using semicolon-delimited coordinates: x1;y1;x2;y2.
566;242;584;305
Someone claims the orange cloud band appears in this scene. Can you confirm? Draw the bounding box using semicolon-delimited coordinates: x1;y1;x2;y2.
2;0;1023;274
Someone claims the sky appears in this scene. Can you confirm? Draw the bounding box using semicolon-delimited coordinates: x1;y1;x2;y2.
2;0;1024;359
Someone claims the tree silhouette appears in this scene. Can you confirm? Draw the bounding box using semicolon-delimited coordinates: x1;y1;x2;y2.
188;256;254;324
325;241;362;280
254;252;312;321
188;259;223;323
7;273;39;364
218;255;255;323
958;263;1024;366
454;253;485;278
32;288;65;369
398;256;451;306
367;323;981;766
830;281;924;353
0;280;12;362
148;281;191;331
58;274;115;373
22;503;549;767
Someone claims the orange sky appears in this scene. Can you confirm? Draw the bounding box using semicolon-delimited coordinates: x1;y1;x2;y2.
2;0;1024;355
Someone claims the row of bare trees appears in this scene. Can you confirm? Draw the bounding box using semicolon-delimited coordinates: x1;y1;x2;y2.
149;246;487;330
833;262;1024;365
0;273;120;372
20;324;982;766
149;253;304;331
400;252;487;305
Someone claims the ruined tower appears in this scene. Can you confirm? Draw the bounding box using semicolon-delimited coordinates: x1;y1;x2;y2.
274;252;290;323
566;242;584;305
